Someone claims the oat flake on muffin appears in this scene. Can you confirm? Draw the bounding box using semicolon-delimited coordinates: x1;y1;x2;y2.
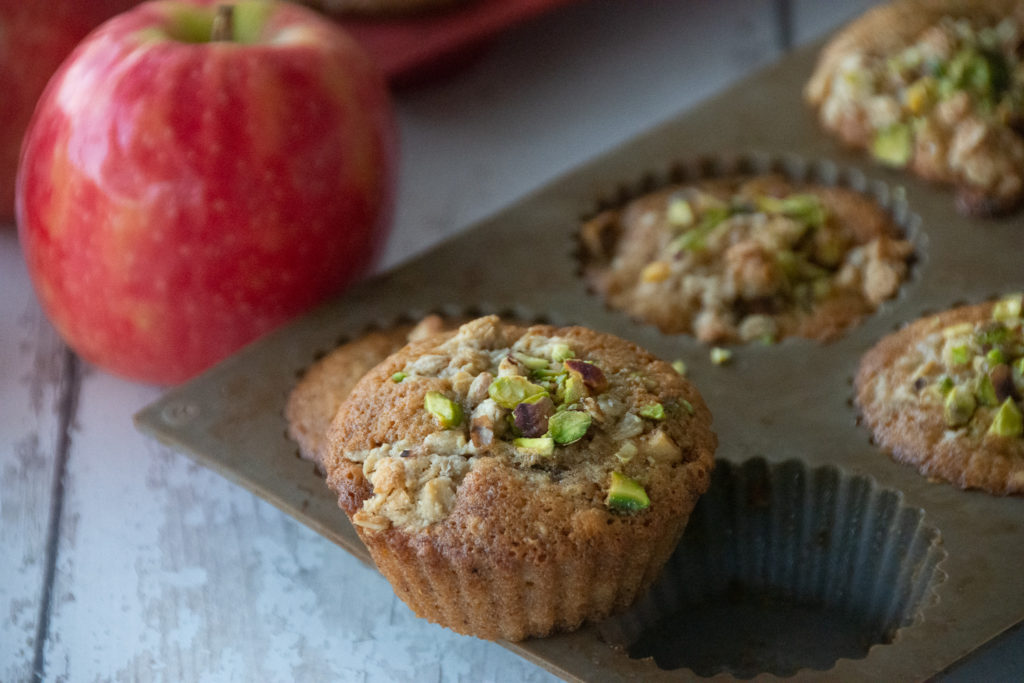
322;315;716;640
580;174;912;345
856;294;1024;495
805;0;1024;216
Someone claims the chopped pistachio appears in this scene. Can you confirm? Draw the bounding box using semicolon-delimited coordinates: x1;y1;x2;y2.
564;359;608;393
639;403;665;420
670;227;707;253
641;260;672;283
943;385;976;428
513;395;555;438
975;374;999;407
548;410;592;445
756;193;827;228
488;376;548;409
424;391;463;429
993;294;1023;322
976;322;1011;347
550;342;574;362
513;436;555;456
606;472;650;513
667;197;695;228
671;359;688;376
949;344;971;366
391;371;407;383
512;352;550;370
937;375;955;395
987;398;1023;438
987;348;1007;366
871;123;912;167
559;373;585;405
904;76;936;114
680;399;695;415
710;347;733;365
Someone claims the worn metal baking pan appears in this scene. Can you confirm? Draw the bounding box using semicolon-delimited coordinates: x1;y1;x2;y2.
135;41;1024;681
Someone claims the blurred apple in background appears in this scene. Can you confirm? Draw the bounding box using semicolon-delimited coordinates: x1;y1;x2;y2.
17;0;397;385
0;0;142;224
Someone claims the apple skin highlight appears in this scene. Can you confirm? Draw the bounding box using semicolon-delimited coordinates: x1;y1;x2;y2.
16;1;397;385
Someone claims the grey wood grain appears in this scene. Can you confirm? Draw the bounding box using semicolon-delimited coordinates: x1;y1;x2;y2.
0;230;71;682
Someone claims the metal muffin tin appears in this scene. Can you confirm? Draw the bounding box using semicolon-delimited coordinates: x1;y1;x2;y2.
135;43;1024;681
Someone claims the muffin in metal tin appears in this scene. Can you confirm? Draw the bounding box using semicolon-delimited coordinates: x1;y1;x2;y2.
856;294;1024;495
580;174;912;345
322;315;716;640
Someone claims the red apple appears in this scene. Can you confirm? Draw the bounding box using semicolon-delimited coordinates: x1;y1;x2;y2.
0;0;141;223
17;0;397;385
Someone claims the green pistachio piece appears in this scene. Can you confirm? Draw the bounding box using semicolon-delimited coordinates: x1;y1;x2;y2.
669;227;707;253
937;375;955;395
710;347;733;365
987;348;1007;366
513;436;555;456
639;403;665;420
559;373;585;405
871;124;912;167
513;352;550;370
606;472;650;513
391;371;407;383
987;398;1023;438
993;294;1023;322
944;385;976;428
976;374;999;407
488;376;548;409
424;391;463;429
548;410;592;445
949;345;970;366
550;342;575;362
671;360;687;376
756;193;827;228
563;359;608;393
976;321;1011;347
667;197;695;228
680;399;695;415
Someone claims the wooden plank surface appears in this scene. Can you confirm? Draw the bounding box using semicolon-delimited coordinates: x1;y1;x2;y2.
0;230;69;682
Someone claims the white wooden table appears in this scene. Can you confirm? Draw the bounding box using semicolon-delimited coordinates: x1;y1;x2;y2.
3;1;1023;680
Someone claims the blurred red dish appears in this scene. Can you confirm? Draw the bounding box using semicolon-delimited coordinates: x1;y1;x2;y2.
336;0;582;86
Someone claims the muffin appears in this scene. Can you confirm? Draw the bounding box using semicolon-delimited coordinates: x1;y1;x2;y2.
286;315;451;471
805;0;1024;216
322;315;716;640
580;174;912;344
855;294;1024;495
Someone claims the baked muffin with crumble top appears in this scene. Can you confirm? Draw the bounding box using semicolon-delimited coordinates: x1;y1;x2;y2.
580;174;912;345
322;315;716;641
856;294;1024;495
806;0;1024;216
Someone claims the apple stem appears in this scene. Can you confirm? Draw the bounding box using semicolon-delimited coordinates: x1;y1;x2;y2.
211;5;235;42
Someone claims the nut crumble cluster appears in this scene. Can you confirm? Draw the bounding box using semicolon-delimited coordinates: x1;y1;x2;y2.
813;13;1024;214
581;175;912;344
338;316;696;531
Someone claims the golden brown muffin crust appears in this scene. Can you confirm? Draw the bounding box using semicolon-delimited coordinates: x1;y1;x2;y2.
855;297;1024;495
323;316;716;639
580;174;912;344
285;315;451;470
806;0;1024;216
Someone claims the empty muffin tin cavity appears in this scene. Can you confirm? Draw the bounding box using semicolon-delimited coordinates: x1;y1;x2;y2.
599;458;946;678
